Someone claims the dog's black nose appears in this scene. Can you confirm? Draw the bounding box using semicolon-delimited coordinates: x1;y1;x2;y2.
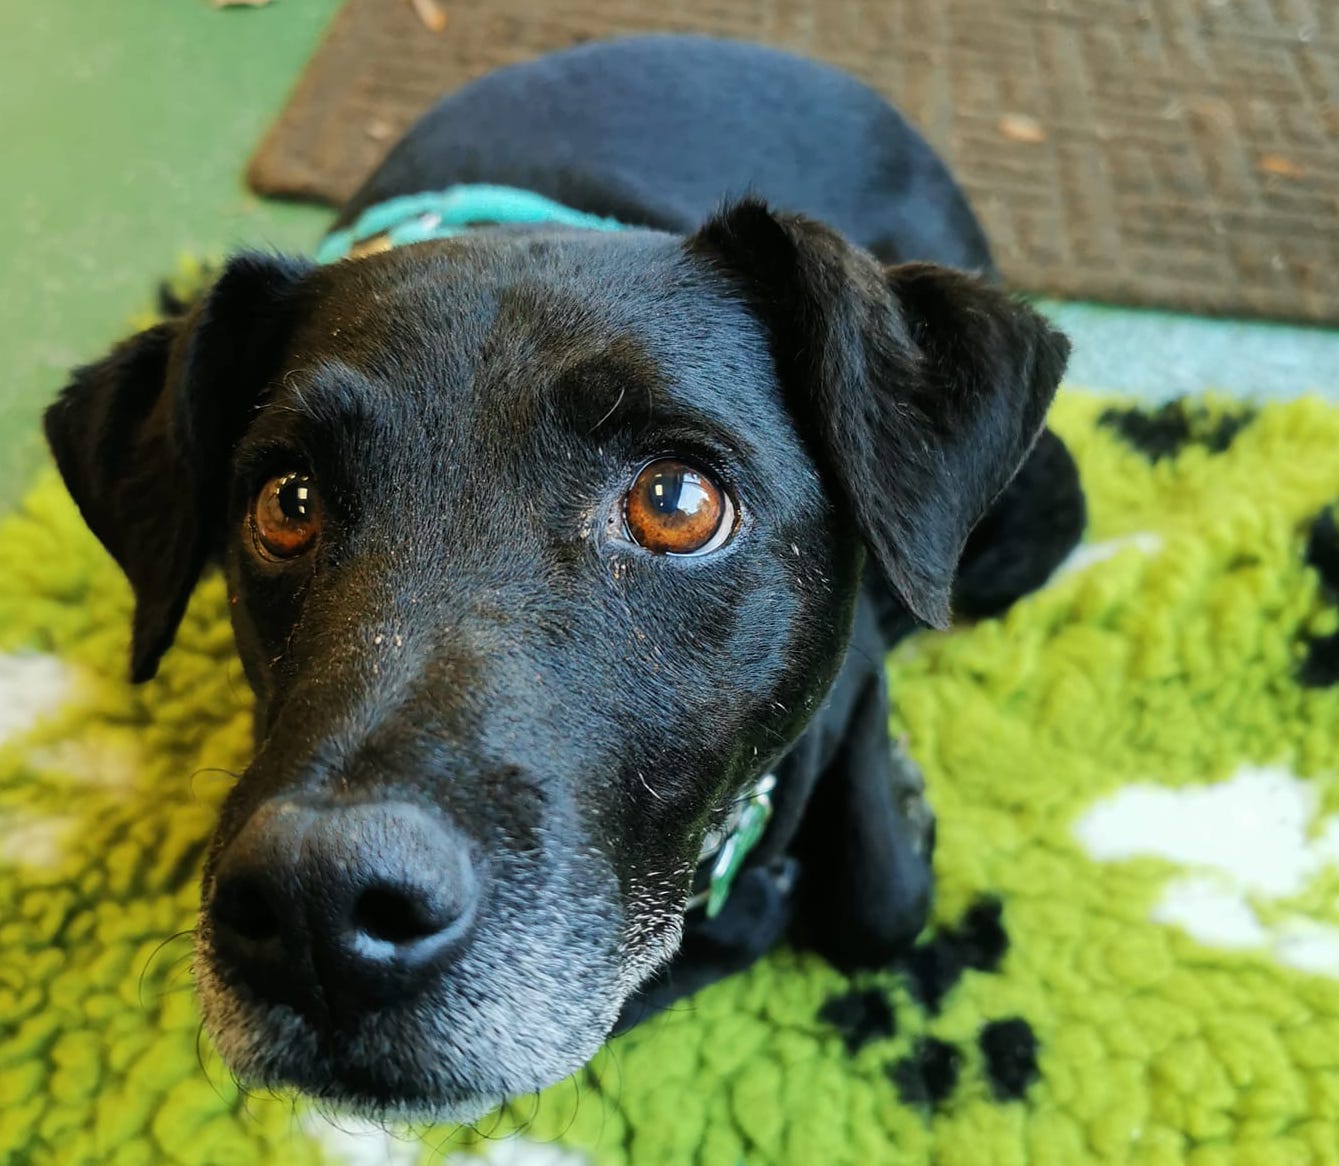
208;800;478;1012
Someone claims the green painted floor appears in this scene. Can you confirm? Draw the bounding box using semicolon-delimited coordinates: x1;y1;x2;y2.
3;0;1337;515
0;0;340;511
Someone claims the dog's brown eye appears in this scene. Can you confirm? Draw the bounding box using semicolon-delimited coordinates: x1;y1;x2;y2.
624;460;733;556
252;473;321;560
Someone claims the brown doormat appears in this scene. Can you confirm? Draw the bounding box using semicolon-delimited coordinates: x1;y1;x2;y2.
248;0;1339;325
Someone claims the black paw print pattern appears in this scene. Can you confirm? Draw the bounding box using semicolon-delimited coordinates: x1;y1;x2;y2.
1301;506;1339;687
816;896;1040;1112
887;1038;962;1106
1097;399;1255;463
817;988;896;1055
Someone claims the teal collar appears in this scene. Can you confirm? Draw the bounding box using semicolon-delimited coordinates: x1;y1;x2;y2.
315;183;629;264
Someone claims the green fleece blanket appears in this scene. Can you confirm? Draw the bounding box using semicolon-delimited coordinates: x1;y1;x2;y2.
3;386;1339;1166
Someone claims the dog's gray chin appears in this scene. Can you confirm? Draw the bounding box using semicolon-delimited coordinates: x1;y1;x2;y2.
193;839;689;1123
194;927;645;1124
197;983;617;1126
301;1087;505;1128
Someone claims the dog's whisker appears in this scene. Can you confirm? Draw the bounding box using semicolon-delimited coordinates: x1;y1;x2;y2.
425;1127;457;1160
195;1021;235;1110
315;1102;373;1141
136;929;196;1010
232;1079;263;1126
522;1086;544;1139
583;1056;619;1149
187;766;241;802
556;1072;589;1144
588;384;627;434
444;1117;482;1151
458;1113;498;1148
224;657;251;706
479;1097;508;1145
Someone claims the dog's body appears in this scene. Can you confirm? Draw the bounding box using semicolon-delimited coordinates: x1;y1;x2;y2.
335;35;994;274
45;37;1083;1123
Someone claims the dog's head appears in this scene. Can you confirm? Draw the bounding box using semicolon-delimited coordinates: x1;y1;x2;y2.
45;202;1067;1122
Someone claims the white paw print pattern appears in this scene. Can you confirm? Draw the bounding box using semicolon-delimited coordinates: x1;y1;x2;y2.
1053;531;1164;580
0;652;75;747
0;652;80;869
1075;765;1339;977
0;650;142;870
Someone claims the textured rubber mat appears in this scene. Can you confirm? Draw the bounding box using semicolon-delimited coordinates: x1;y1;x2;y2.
248;0;1339;324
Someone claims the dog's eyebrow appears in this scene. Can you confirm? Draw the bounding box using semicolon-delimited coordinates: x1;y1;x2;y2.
551;343;752;457
267;364;390;430
233;365;406;480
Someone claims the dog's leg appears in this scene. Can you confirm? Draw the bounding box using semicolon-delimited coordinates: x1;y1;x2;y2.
789;643;936;971
617;597;935;1028
789;430;1082;969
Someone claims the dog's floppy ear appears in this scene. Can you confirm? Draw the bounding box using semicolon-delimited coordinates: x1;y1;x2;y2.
689;200;1069;627
44;254;311;682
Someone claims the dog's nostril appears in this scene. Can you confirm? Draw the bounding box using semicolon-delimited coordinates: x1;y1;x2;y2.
352;885;446;945
213;877;282;943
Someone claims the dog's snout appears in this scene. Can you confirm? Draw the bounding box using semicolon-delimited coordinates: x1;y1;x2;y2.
208;799;479;1013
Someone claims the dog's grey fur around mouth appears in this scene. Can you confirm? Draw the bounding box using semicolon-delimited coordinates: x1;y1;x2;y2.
44;35;1086;1120
195;851;628;1123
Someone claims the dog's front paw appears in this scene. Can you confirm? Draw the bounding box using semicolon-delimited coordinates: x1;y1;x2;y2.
891;734;936;862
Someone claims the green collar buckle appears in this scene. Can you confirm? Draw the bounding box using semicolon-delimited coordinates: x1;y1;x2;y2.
686;772;777;919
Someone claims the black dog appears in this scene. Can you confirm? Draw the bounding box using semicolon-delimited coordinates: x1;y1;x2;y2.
44;36;1083;1122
